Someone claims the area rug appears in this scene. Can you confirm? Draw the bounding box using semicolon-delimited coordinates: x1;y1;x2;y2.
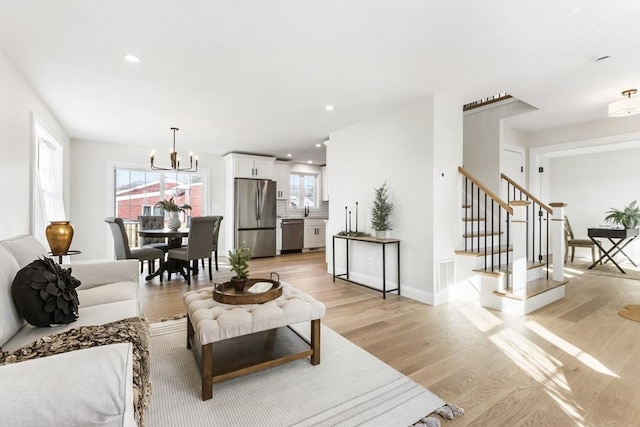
146;319;456;426
564;259;640;281
618;304;640;323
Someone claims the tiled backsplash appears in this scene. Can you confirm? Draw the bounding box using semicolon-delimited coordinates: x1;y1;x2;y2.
277;200;329;218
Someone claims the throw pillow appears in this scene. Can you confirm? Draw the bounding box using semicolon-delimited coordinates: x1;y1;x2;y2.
11;257;81;327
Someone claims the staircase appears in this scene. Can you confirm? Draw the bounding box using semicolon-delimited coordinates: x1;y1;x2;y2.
455;166;568;315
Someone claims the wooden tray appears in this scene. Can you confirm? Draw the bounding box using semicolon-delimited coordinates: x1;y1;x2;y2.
212;274;282;305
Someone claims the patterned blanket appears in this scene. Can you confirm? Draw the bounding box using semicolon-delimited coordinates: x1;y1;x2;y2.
0;317;151;426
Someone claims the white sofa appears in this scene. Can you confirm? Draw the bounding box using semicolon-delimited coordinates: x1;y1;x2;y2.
0;234;141;426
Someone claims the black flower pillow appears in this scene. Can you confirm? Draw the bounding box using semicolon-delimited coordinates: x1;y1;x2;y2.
11;257;81;327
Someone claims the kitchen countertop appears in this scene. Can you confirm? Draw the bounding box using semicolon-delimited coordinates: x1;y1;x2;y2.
277;216;328;220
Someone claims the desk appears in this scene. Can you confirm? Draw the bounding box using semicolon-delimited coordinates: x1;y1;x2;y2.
48;250;81;264
138;229;189;280
332;234;400;299
587;227;639;274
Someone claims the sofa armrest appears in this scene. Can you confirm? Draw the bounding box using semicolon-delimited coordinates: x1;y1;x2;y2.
65;260;139;290
0;343;136;427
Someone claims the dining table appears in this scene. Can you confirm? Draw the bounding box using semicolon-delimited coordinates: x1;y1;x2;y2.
138;228;189;281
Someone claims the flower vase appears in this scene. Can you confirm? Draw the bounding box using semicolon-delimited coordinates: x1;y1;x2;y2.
168;212;181;231
45;221;74;255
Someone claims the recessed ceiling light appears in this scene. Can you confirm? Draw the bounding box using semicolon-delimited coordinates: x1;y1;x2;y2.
307;160;313;164
593;55;612;63
287;153;292;157
315;143;321;148
123;54;141;63
325;105;334;111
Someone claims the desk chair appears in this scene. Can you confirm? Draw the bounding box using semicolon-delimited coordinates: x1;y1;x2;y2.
168;216;217;286
105;217;165;282
565;216;602;264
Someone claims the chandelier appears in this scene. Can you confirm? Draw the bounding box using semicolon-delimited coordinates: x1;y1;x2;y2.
150;127;198;172
608;89;640;117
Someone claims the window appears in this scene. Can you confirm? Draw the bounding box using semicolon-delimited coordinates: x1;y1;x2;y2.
114;169;204;225
289;173;317;208
34;123;65;244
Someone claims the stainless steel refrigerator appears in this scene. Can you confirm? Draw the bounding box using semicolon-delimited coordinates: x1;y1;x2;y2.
234;178;276;258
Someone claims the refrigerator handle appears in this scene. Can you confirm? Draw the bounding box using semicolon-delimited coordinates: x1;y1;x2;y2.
256;182;261;221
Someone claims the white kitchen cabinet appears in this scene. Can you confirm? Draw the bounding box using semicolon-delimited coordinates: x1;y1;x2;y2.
274;161;290;200
321;165;328;201
304;219;326;249
229;153;275;179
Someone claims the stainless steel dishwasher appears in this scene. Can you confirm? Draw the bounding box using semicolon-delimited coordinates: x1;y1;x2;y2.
281;219;304;253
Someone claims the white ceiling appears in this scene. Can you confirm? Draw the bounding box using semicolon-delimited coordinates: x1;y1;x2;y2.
1;1;639;165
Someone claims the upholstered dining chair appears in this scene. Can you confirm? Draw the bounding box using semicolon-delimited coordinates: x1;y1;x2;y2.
564;215;602;264
201;216;223;272
105;217;165;282
167;216;217;286
138;215;170;253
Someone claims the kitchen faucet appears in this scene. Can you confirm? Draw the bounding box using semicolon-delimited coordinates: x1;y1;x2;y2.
304;205;309;217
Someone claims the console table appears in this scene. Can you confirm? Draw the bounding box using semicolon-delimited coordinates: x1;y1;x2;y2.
587;227;639;274
332;234;400;299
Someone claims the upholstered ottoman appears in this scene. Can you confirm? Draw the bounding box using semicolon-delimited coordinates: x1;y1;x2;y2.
183;282;326;400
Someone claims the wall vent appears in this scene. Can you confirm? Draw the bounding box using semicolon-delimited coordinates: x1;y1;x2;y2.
437;259;455;291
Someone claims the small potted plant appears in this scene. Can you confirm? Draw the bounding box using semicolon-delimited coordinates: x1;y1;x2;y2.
155;197;191;230
228;241;252;292
371;182;394;238
604;200;640;229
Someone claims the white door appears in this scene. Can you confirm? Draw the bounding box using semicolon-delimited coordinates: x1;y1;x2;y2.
501;148;524;201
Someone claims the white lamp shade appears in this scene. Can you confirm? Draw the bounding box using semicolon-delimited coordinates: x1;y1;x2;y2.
608;96;640;117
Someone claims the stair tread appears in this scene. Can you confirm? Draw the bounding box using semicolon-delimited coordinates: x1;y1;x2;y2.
493;278;568;301
462;217;486;221
455;245;513;257
472;260;547;277
463;231;503;238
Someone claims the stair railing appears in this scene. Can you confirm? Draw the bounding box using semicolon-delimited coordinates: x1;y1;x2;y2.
501;173;551;279
459;167;513;286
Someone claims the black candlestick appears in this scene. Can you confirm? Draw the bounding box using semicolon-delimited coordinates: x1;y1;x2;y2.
349;211;352;233
345;206;348;233
355;202;358;232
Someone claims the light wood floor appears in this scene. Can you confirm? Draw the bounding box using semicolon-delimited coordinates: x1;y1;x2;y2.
139;251;640;426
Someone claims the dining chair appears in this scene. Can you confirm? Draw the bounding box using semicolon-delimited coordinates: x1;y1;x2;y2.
200;216;223;272
138;215;170;253
105;217;165;282
167;216;217;285
564;215;602;264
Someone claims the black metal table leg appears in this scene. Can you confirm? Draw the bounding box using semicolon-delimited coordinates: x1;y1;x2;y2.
382;243;386;299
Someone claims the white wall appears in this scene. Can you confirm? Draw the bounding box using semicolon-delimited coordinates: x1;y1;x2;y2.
463;99;537;194
0;49;70;241
550;147;640;258
70;139;225;260
327;96;462;304
527;116;640;148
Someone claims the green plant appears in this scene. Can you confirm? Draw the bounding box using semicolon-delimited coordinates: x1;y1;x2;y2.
155;197;191;212
604;200;640;229
371;182;394;231
228;242;252;279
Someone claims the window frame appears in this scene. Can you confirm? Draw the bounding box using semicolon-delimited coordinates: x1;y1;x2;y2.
288;172;319;210
107;162;209;245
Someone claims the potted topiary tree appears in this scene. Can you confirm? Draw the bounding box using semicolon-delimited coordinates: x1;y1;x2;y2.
228;241;252;292
371;182;394;238
605;200;640;229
